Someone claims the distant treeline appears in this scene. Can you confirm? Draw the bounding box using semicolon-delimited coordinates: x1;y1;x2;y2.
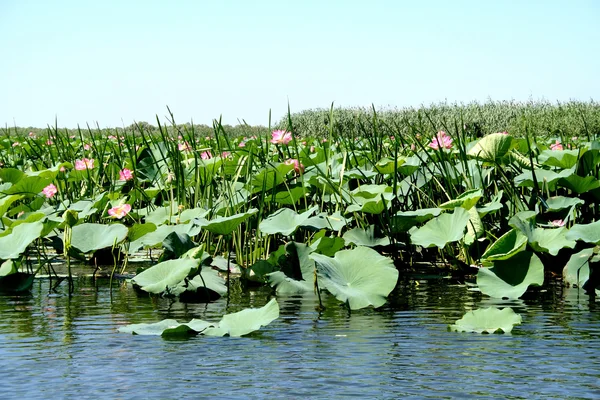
5;100;600;139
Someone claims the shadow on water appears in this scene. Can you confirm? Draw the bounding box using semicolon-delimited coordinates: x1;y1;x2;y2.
0;276;599;399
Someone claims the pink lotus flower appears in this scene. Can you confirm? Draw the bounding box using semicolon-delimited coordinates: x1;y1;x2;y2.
271;130;292;145
285;158;304;174
42;183;58;198
59;166;66;172
429;131;453;150
74;158;95;170
178;142;191;152
46;140;53;145
499;131;509;135
119;168;133;181
221;151;231;158
28;131;36;137
238;141;246;148
108;203;131;219
550;219;565;227
83;143;91;150
550;140;563;151
12;142;20;147
108;135;117;140
200;151;212;160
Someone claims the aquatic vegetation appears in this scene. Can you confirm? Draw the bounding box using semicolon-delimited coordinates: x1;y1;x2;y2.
449;307;522;334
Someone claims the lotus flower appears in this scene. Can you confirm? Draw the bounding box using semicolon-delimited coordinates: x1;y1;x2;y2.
429;131;453;150
119;168;133;181
221;151;231;158
550;219;565;227
201;151;212;160
178;142;191;152
285;158;304;174
550;140;563;151
75;158;95;170
42;183;58;198
271;130;292;145
108;204;131;219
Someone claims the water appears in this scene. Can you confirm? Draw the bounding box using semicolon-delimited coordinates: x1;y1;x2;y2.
1;277;599;399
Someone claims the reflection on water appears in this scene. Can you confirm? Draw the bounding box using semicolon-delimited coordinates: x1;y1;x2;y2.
1;277;599;399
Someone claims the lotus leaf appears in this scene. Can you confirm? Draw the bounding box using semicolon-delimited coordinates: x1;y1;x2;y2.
514;168;574;190
477;251;544;299
449;307;522;333
269;242;315;293
131;258;200;294
202;298;280;337
198;208;258;236
0;260;16;277
390;208;441;233
6;176;53;196
566;220;600;244
310;246;398;309
259;206;318;236
128;223;202;254
467;133;514;162
0;220;44;259
309;236;346;257
563;248;594;287
440;189;483;210
409;207;470;249
301;212;349;232
482;229;528;261
274;186;307;205
538;149;580;169
558;174;600;194
343;225;391;247
71;223;128;253
545;196;584;212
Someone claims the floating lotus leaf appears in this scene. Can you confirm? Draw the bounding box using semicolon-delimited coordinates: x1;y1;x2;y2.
563;248;595;287
409;207;470;249
259;206;318;236
301;212;349;232
467;133;514;162
390;208;441;233
310;246;398;309
269;242;315;293
343;225;391;247
558;174;600;194
0;220;44;259
198;208;258;236
477;251;544;299
482;229;528;261
131;258;200;294
538;149;580;169
202;298;280;337
449;307;522;333
566;220;600;244
118;319;196;336
71;223;128;253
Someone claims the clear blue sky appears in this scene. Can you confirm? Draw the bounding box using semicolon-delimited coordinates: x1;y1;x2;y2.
1;0;598;128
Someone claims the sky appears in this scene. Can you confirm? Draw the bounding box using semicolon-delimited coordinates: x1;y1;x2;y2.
1;0;599;128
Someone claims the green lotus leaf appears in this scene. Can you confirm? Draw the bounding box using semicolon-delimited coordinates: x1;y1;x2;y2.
563;248;594;287
538;149;580;169
301;212;349;232
514;167;574;190
476;251;544;299
390;208;442;233
71;223;128;253
374;157;405;174
128;223;202;254
467;133;514;162
440;189;483;210
198;208;258;236
259;206;318;236
0;260;16;277
482;229;528;261
145;206;178;225
343;225;391;247
449;307;522;333
351;184;395;200
118;319;197;336
310;246;398;309
545;196;584;212
127;223;157;242
558;174;600;194
345;195;387;215
268;242;315;293
176;267;227;296
131;258;200;294
203;298;280;337
0;220;44;259
566;220;600;244
396;156;421;176
6;176;53;196
251;163;294;193
0;194;24;217
309;235;346;257
244;260;279;284
274;186;307;205
0;168;25;184
477;191;504;217
464;206;484;246
409;207;470;249
529;227;576;256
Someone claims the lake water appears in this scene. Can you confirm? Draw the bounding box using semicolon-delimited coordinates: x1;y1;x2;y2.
1;277;599;399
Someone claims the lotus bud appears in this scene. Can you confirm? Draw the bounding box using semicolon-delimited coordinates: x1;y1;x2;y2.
63;209;79;227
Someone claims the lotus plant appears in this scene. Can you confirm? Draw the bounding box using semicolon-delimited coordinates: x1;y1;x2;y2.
429;131;453;150
108;204;131;219
271;130;292;145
